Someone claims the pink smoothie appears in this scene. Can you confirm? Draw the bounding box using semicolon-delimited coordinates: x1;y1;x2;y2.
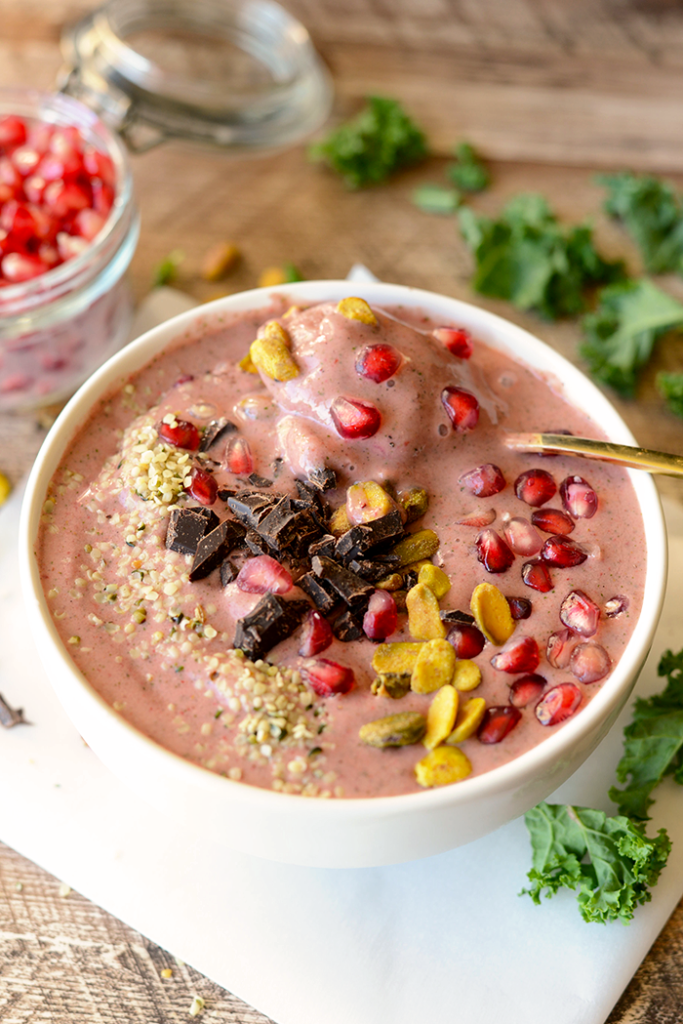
37;297;646;798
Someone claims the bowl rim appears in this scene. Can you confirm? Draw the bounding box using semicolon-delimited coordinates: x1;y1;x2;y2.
19;279;668;819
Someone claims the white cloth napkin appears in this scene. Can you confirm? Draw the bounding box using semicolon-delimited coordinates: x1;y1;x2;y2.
2;279;683;1024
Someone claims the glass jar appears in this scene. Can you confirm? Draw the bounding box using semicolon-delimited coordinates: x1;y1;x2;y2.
0;88;139;412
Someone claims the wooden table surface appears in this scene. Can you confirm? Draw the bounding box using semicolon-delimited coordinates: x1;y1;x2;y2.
3;2;683;1021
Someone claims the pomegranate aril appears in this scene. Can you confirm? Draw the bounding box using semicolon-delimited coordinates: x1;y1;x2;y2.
531;508;575;535
91;180;114;216
11;146;41;176
540;535;588;568
456;508;496;528
0;157;21;190
433;325;473;359
570;642;611;683
0;115;27;149
157;418;201;450
509;673;546;708
83;148;116;188
504;516;543;556
460;463;505;497
605;595;629;618
491;635;540;673
302;658;355;697
43;180;90;218
560;589;600;637
1;252;46;282
355;343;401;383
478;705;522;744
185;466;217;506
514;468;557;507
521;560;553;593
441;386;479;432
535;683;582;726
73;208;106;241
226;435;254;475
507;596;532;620
236;555;293;595
363;590;398;641
560;476;598;519
447;623;486;658
546;628;575;669
57;232;88;261
475;528;515;573
298;610;334;657
1;200;36;242
24;175;46;204
330;396;381;439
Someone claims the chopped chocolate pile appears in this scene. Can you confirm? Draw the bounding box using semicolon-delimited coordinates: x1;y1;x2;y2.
198;418;237;452
166;507;219;556
189;520;246;582
234;594;309;661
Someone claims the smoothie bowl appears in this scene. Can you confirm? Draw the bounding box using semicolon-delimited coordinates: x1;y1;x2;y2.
20;281;667;867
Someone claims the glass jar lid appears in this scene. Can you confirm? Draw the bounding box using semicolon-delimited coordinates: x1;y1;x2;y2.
58;0;333;153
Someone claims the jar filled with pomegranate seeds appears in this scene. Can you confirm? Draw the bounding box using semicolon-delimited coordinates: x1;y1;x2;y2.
0;88;139;411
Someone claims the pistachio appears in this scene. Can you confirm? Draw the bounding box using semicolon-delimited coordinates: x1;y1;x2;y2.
446;697;486;743
371;641;423;675
0;471;12;508
376;573;404;592
371;672;412;699
423;685;459;749
329;506;352;536
250;321;299;382
392;529;440;567
411;638;456;693
398;486;429;524
406;583;446;641
238;351;259;374
337;296;378;326
470;582;515;645
451;659;482;692
415;746;472;787
418;563;451;600
346;480;396;524
258;266;288;287
200;241;240;281
359;712;426;748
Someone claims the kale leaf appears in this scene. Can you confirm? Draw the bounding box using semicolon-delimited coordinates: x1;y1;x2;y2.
521;803;671;924
308;96;428;190
610;649;683;819
600;171;683;274
580;278;683;396
459;193;624;320
448;142;490;193
657;372;683;418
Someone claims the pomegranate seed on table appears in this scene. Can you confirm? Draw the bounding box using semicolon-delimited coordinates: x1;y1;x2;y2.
446;622;486;658
185;466;217;506
302;658;355;697
531;507;575;535
226;435;254;475
459;463;506;497
441;386;479;431
478;705;522;743
514;468;557;507
604;595;629;618
298;610;334;657
560;590;601;637
570;642;611;683
509;674;546;708
363;590;398;641
433;326;473;359
491;635;540;673
0;115;27;149
535;682;582;726
158;417;201;450
236;555;293;595
355;343;402;382
546;628;575;668
521;560;553;593
475;528;515;573
504;516;543;556
330;396;381;439
507;596;532;620
540;535;588;567
456;507;496;528
560;476;598;519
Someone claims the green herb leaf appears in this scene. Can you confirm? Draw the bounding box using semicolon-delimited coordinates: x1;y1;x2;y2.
609;648;683;819
657;371;683;418
412;183;461;215
521;802;671;924
309;96;428;190
152;249;185;287
599;171;683;274
448;142;490;193
458;194;623;320
580;278;683;396
283;263;304;283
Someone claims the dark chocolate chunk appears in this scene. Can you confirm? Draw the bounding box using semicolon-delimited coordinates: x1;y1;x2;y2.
189;520;246;582
220;559;238;587
258;499;322;558
311;554;374;608
244;529;271;556
309;535;336;560
332;607;364;643
248;473;273;488
234;595;309;660
165;507;217;556
440;609;475;625
198;418;238;452
334;509;404;561
403;570;418;590
0;693;27;728
307;466;337;492
228;491;280;529
348;559;395;583
272;457;284;478
217;488;238;501
297;572;338;615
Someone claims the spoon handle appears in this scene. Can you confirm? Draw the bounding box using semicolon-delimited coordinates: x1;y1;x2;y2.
504;432;683;477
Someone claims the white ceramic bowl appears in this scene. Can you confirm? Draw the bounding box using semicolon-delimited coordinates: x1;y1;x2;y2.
19;281;667;868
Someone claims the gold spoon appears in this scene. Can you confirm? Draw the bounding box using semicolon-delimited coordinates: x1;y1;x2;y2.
504;432;683;478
